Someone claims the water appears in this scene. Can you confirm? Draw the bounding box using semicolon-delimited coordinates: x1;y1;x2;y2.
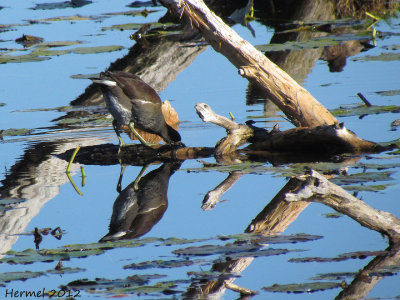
0;1;399;299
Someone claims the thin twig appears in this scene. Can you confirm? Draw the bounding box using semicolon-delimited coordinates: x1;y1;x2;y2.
357;92;372;107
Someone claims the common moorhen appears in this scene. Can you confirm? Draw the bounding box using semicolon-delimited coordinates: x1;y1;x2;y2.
91;71;182;147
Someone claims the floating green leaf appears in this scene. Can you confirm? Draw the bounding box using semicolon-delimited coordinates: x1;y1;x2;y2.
0;238;162;265
0;128;33;137
0;54;51;64
0;267;85;284
103;9;158;16
330;104;400;117
30;1;92;10
0;271;43;283
160;237;211;246
289;250;390;263
375;89;400;97
34;40;84;48
323;212;343;218
310;272;356;280
62;276;184;297
353;52;400;62
263;281;341;293
218;233;323;245
331;171;394;185
101;23;143;31
173;243;297;258
343;183;395;192
72;45;124;54
124;259;205;270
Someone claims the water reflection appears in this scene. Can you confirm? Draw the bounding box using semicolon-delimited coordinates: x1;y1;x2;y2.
100;161;181;242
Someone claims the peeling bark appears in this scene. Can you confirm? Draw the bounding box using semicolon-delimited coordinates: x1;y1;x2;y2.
160;0;338;127
286;170;400;242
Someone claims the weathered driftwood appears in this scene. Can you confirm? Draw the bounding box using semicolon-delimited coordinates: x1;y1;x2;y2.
160;0;389;155
185;172;310;298
336;243;400;300
201;171;244;210
187;167;400;298
286;170;400;242
195;102;385;156
160;0;337;128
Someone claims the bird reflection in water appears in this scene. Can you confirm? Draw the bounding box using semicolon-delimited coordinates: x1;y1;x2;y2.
100;162;181;242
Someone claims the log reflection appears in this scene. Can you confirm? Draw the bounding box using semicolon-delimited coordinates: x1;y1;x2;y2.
185;167;400;298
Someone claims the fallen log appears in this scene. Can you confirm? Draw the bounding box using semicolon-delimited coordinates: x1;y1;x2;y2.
195;103;390;156
285;169;400;243
160;0;391;154
160;0;337;127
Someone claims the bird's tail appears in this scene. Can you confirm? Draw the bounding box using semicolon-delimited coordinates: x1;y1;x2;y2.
167;125;182;144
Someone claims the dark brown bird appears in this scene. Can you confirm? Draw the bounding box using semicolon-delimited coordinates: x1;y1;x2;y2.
91;71;182;147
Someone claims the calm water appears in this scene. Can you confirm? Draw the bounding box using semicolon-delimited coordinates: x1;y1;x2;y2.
1;1;400;299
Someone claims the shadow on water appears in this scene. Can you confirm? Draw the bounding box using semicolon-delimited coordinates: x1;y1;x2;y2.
0;0;400;298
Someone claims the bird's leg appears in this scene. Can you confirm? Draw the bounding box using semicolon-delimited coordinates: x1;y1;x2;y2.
116;164;126;193
133;164;149;191
128;122;152;147
112;120;125;147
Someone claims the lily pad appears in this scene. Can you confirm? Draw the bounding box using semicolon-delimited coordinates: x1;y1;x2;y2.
62;276;184;297
101;23;143;31
331;171;394;185
376;89;400;97
103;9;157;17
123;258;206;270
263;281;341;293
343;183;395;192
34;41;84;48
0;238;162;265
323;212;343;218
0;54;51;64
34;45;124;56
72;45;124;54
256;32;370;52
289;250;390;263
27;15;98;23
0;267;85;284
173;243;297;258
353;52;400;62
310;272;356;280
187;270;239;281
30;1;92;10
0;248;103;265
330;104;400;118
0;128;33;137
218;233;323;245
160;237;211;246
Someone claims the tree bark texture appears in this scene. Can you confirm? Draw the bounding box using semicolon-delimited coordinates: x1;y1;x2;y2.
160;0;338;127
286;170;400;242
